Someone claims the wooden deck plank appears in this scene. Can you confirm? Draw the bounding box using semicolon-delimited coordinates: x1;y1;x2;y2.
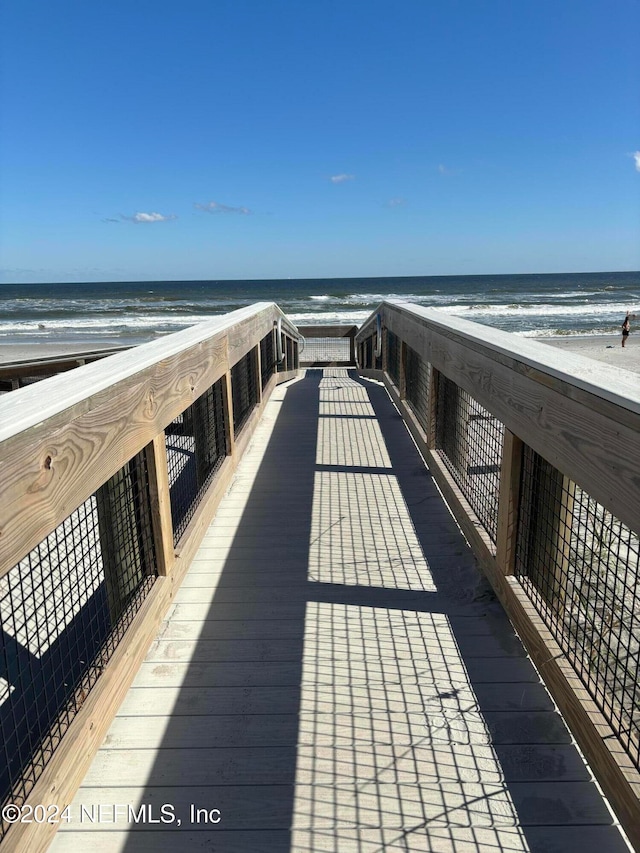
145;633;527;662
129;657;540;688
101;710;572;750
115;682;556;717
81;743;590;786
49;369;631;852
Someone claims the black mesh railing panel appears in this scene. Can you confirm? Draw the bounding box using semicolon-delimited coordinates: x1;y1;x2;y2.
515;446;640;769
364;336;373;369
165;377;228;545
260;331;275;389
0;451;157;835
405;345;430;434
300;338;351;364
276;335;286;372
231;349;259;436
435;374;504;543
386;330;400;386
285;337;294;372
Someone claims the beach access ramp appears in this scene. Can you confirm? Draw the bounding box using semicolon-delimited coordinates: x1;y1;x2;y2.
1;303;639;852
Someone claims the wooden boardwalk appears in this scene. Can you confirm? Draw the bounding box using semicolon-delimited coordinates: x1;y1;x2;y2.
50;369;632;852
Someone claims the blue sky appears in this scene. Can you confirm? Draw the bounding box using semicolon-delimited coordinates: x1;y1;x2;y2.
1;0;639;282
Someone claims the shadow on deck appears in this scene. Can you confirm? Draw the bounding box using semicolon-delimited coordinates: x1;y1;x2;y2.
52;369;631;852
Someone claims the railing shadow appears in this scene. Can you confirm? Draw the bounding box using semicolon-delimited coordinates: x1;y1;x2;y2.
111;369;629;853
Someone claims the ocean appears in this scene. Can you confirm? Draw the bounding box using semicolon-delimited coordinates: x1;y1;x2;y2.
1;271;639;346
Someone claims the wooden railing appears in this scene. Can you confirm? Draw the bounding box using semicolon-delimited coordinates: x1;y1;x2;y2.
356;301;640;849
0;347;129;392
0;303;300;852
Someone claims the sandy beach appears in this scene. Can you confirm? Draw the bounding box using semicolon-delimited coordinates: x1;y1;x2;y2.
3;333;640;375
537;334;640;376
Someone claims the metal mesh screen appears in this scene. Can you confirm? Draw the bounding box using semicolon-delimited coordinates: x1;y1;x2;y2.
405;345;431;435
276;335;287;372
0;451;157;834
260;331;275;390
386;330;400;386
300;338;351;364
231;348;259;435
515;446;640;768
364;336;374;369
165;377;228;545
435;373;504;543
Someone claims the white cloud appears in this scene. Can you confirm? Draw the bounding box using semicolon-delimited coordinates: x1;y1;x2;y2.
387;197;407;208
634;151;640;172
195;201;252;215
123;211;177;223
330;174;355;183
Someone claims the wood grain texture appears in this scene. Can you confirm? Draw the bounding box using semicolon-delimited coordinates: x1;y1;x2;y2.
0;334;226;579
145;434;175;577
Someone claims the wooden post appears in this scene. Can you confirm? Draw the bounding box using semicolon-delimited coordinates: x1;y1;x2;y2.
144;434;175;577
496;429;523;575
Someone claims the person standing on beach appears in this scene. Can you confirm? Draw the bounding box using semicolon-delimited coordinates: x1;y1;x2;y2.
622;312;633;347
622;311;636;346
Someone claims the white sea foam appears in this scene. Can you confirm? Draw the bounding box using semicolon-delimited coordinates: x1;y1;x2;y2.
0;313;213;334
288;310;371;324
433;301;636;318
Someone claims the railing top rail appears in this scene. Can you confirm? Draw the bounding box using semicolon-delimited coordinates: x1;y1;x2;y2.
297;324;359;338
357;299;640;416
0;345;130;370
0;302;299;446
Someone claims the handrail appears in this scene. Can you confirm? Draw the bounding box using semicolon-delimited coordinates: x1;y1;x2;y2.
356;300;640;534
355;299;640;848
0;302;300;851
0;304;299;579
